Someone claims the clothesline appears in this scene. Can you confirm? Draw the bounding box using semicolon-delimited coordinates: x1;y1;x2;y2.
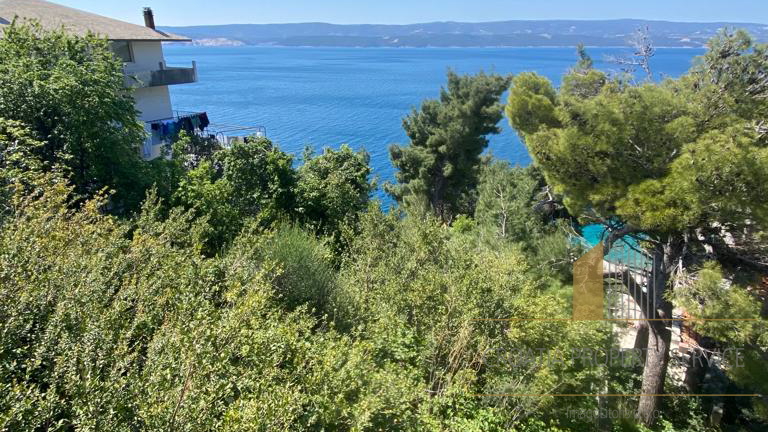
149;112;210;140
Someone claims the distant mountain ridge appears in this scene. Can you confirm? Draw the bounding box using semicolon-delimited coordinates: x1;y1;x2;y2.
159;19;768;47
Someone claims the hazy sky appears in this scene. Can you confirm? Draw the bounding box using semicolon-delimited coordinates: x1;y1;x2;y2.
55;0;768;27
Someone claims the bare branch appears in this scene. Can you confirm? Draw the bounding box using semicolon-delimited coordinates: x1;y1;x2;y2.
606;26;656;80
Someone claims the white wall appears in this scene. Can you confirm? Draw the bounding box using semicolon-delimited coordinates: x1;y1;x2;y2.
119;41;177;160
122;41;175;122
123;41;167;74
134;86;173;122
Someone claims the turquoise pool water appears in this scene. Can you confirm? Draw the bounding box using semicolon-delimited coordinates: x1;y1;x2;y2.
579;224;650;267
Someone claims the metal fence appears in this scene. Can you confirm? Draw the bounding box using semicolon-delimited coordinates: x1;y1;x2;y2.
572;231;658;320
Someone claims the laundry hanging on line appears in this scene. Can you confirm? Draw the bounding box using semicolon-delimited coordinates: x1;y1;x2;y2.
150;112;211;140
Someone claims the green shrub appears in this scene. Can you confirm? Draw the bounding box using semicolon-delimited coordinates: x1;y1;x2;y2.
260;224;336;315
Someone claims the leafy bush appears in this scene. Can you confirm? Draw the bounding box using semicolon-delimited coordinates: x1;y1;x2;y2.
334;208;609;430
260;224;336;315
0;21;151;211
0;178;421;431
296;145;374;243
172;137;296;252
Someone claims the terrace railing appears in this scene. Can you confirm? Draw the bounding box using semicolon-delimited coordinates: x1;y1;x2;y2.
142;110;267;159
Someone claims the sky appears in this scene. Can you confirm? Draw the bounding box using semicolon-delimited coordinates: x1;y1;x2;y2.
55;0;768;27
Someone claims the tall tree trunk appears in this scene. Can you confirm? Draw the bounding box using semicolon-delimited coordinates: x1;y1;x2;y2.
636;318;671;425
635;239;679;427
430;161;448;223
634;321;648;362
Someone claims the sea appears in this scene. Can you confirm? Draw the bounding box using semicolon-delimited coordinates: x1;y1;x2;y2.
164;46;704;194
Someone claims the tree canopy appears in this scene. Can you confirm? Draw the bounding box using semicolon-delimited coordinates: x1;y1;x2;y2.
508;30;768;237
388;71;511;222
0;20;152;211
296;144;374;242
506;29;768;426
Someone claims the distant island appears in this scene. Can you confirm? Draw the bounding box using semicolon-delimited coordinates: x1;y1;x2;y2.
160;19;768;48
189;38;246;47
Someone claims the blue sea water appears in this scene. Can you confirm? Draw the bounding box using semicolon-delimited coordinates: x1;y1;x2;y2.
164;46;704;191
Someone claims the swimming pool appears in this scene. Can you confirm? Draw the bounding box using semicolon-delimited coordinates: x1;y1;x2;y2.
579;224;650;268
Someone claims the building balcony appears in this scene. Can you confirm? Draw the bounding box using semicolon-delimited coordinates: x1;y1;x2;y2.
125;61;198;89
141;110;267;160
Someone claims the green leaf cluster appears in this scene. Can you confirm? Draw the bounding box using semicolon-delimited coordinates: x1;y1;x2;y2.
388;71;511;222
0;20;151;211
506;31;768;236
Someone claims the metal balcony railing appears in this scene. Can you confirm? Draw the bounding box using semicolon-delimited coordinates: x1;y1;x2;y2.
142;111;207;159
141;110;267;159
174;110;267;148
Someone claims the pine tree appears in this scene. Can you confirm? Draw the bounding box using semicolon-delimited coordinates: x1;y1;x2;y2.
388;70;510;222
506;30;768;426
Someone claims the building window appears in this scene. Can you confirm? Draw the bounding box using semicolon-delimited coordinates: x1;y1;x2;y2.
109;41;133;63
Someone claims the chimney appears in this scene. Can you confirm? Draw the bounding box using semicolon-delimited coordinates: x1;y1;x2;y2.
143;7;156;30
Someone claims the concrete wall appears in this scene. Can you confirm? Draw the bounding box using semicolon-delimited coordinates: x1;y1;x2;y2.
134;86;173;123
121;41;174;122
123;41;166;74
116;41;178;160
135;85;174;160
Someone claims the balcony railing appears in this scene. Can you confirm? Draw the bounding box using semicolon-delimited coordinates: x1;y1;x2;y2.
209;125;268;148
125;61;198;89
174;110;267;148
142;111;207;159
141;110;267;160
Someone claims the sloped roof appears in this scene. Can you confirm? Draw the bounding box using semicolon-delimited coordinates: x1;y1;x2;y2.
0;0;190;41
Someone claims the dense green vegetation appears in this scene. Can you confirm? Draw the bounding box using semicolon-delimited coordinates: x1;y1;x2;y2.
388;71;510;223
0;21;159;212
1;21;767;432
506;28;768;426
